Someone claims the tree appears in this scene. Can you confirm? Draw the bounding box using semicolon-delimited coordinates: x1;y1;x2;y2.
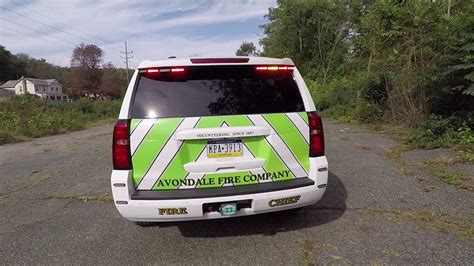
257;0;472;126
15;53;70;85
0;46;24;82
68;43;103;98
236;41;259;56
99;63;126;99
260;0;351;81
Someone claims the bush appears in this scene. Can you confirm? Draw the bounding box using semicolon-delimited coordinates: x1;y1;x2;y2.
0;95;121;144
76;98;94;114
307;78;357;112
407;114;474;148
356;100;383;123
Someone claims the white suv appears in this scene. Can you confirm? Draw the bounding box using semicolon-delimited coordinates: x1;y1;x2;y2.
111;57;328;222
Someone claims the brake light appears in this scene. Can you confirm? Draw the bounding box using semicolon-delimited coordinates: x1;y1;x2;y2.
255;65;295;71
113;120;131;170
191;58;249;64
308;112;325;157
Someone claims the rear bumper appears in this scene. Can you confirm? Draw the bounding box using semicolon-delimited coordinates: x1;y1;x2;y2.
111;157;328;222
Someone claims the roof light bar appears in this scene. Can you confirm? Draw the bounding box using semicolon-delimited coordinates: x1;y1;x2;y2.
139;67;186;74
255;65;295;71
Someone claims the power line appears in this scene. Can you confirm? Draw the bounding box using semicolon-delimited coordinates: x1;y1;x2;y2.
2;25;76;50
12;0;124;53
2;25;123;66
8;2;145;64
1;6;124;63
2;7;100;46
1;17;80;48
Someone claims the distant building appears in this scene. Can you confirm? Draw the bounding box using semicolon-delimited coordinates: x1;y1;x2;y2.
0;77;69;101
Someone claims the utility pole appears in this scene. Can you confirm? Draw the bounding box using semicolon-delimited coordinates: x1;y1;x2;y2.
121;41;133;83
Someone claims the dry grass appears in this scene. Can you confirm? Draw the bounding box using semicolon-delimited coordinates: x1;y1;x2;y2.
364;208;474;240
299;238;316;266
355;143;372;150
48;194;113;202
385;145;414;176
423;161;472;191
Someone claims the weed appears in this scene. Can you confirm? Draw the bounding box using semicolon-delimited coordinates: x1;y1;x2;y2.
385;145;413;175
48;194;113;202
299;238;315;266
365;208;473;240
407;114;474;149
423;162;472;190
355;143;371;150
383;247;400;257
322;243;337;250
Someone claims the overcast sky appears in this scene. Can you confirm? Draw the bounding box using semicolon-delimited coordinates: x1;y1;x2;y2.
0;0;276;68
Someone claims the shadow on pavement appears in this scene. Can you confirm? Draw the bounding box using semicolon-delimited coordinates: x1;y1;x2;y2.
154;172;347;237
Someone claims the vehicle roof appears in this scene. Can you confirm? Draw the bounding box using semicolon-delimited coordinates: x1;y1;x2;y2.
137;57;295;69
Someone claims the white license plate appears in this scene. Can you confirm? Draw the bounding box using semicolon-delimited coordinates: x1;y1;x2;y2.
207;139;243;158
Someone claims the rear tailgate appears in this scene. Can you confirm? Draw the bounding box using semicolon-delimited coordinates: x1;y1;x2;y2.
129;65;309;191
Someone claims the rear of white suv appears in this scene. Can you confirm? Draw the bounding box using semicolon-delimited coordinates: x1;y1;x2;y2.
111;57;328;222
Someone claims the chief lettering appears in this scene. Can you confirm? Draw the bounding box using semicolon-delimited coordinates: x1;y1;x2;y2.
268;195;301;207
158;208;188;215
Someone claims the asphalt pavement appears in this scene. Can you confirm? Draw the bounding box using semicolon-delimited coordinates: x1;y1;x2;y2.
0;120;472;264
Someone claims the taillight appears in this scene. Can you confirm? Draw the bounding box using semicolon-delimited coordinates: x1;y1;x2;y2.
113;120;131;170
308;112;325;157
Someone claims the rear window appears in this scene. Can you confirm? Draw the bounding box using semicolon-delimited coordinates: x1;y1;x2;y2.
131;65;304;118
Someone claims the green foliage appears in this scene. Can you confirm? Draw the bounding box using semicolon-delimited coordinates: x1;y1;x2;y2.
0;95;121;144
407;115;474;149
76;98;94;114
307;78;356;111
0;46;69;85
356;100;383;123
260;0;350;81
236;41;259;56
0;45;24;81
257;0;473;148
15;53;70;85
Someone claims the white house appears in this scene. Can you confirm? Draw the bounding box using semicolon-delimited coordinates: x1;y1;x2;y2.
0;77;69;101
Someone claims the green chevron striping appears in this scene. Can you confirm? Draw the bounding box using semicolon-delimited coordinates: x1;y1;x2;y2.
195;116;227;128
129;119;142;134
298;111;308;124
264;113;310;172
244;136;295;181
225;115;294;182
153;139;206;190
143;114;304;190
131;118;183;186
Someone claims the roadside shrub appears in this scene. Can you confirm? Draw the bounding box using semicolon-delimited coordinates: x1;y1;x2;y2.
359;74;389;108
76;98;94;114
408;114;474;148
356;100;383;123
307;78;357;112
0;95;122;144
